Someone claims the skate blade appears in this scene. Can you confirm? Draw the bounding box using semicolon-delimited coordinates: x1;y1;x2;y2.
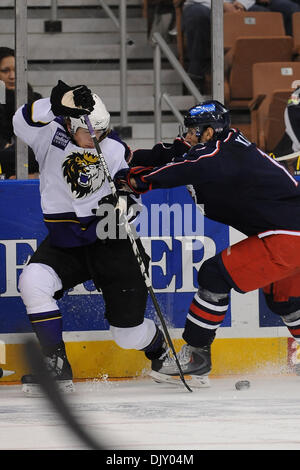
22;380;75;397
0;370;15;378
149;370;210;388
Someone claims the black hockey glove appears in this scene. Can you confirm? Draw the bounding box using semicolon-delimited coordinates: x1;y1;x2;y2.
173;136;191;156
114;167;153;195
130;137;190;167
50;80;95;117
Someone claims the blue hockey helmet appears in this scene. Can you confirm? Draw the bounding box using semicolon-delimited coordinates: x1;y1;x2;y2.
183;100;231;139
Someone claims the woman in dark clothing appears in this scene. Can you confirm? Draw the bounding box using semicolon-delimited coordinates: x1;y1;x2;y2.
0;47;41;178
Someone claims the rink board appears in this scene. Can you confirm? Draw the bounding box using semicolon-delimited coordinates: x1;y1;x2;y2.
0;180;297;380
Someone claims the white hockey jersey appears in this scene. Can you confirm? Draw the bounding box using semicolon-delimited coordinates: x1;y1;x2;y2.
13;97;131;248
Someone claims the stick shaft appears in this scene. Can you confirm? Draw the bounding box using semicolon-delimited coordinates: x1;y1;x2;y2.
24;340;103;449
275;151;300;161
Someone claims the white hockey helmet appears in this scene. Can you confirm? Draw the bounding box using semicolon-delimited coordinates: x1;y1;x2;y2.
69;93;110;134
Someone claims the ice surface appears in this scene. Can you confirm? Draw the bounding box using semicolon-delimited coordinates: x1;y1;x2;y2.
0;375;300;450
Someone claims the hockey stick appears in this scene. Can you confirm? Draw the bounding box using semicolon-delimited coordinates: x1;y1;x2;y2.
24;339;104;450
275;151;300;161
84;115;193;393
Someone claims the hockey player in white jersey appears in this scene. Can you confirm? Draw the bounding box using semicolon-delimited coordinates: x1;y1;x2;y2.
13;80;166;396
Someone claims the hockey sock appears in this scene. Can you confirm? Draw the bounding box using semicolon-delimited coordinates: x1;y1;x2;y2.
281;311;300;342
142;326;165;360
29;310;64;355
183;287;229;347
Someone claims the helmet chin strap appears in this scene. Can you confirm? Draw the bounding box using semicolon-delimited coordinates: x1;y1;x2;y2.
98;128;110;142
195;126;204;142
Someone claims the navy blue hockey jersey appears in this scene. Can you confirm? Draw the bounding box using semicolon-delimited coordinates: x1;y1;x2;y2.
137;129;300;237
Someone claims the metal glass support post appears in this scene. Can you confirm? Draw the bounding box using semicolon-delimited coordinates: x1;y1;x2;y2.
0;80;5;180
114;0;132;138
120;0;128;129
211;0;224;103
51;0;58;21
15;0;28;179
0;81;5;105
153;42;162;143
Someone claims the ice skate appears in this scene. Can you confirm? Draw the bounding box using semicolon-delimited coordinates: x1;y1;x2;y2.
150;343;211;388
21;343;74;397
0;368;15;378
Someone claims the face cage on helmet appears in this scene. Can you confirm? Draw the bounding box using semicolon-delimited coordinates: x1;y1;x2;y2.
69;118;109;136
180;122;221;141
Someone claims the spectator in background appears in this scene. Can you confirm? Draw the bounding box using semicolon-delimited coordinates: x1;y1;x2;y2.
0;47;40;179
182;0;269;93
255;0;300;36
272;86;300;175
182;0;300;94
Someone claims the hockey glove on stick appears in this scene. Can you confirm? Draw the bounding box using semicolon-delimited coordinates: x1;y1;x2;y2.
50;80;95;117
114;167;154;195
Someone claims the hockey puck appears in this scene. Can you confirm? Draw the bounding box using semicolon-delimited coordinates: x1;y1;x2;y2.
235;380;250;390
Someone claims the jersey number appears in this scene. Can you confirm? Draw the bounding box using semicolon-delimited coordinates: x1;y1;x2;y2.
235;134;251;147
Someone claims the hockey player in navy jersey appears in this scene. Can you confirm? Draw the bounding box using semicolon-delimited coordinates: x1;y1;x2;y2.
13;81;166;396
115;100;300;388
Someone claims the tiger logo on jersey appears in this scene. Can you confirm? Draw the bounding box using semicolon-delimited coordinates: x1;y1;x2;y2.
62;151;105;198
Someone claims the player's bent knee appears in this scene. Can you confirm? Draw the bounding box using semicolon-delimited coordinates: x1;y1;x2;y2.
110;318;157;350
198;255;232;294
18;263;63;314
103;283;148;328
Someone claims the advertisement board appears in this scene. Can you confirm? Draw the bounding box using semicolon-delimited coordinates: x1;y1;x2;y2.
0;180;295;378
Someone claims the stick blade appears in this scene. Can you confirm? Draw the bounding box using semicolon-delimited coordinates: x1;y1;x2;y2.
0;368;15;378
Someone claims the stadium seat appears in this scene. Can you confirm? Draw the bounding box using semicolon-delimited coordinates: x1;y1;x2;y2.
292;12;300;58
224;11;286;51
225;36;293;109
249;62;300;152
224;11;287;78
